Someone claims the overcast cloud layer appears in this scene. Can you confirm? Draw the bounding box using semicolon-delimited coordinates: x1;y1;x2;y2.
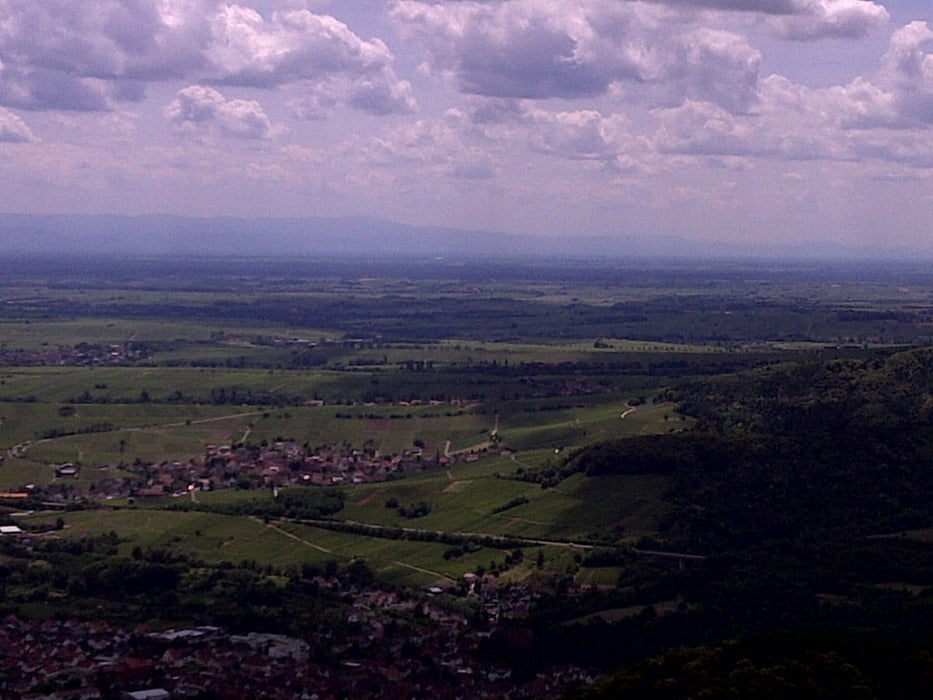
0;0;931;254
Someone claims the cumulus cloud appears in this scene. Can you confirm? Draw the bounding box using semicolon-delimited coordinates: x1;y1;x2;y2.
630;1;888;40
771;0;889;41
653;100;758;157
199;5;418;115
165;85;272;139
0;1;413;115
391;0;761;113
360;118;498;180
205;7;396;87
782;21;933;130
456;97;529;126
286;72;416;120
390;1;611;99
680;28;761;113
347;75;417;115
646;1;802;13
0;0;205;110
0;65;114;111
650;21;933;169
880;21;933;126
0;106;36;142
446;98;644;172
651;91;854;163
526;108;629;164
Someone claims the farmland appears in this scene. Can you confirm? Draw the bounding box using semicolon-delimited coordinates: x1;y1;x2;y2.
2;256;931;575
1;254;932;697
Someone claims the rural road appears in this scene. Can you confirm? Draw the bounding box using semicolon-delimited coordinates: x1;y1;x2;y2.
293;517;595;551
9;409;268;458
262;519;334;554
263;518;455;581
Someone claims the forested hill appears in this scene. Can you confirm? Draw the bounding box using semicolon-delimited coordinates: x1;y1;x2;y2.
565;348;933;548
677;346;933;436
550;348;933;697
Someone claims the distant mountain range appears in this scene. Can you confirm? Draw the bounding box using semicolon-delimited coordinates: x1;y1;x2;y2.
0;213;926;261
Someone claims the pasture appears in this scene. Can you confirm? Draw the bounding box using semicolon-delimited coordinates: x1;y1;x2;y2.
3;255;927;592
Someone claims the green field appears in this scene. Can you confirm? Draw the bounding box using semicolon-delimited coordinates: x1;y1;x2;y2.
13;504;613;586
3;257;929;593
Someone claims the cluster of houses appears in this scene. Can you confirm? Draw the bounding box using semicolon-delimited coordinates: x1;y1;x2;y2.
104;440;484;500
0;342;148;367
0;577;591;699
202;440;458;488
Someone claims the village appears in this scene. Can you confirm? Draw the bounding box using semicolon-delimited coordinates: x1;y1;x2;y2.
39;436;494;504
0;570;591;699
0;343;149;368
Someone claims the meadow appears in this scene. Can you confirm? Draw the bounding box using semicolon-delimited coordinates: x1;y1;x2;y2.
2;255;931;590
2;255;931;699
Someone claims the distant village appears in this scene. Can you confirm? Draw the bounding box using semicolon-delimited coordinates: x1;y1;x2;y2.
29;435;499;505
0;574;590;699
129;438;487;501
0;342;148;367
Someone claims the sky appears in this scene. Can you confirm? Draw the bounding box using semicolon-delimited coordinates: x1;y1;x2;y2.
0;0;931;254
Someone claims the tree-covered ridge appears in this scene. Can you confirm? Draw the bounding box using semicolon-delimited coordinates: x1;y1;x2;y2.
561;347;933;547
569;631;933;699
535;347;933;697
563;428;932;550
676;346;933;435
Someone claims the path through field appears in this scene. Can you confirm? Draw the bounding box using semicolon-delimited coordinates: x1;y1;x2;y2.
262;519;334;554
298;517;595;551
484;512;548;526
387;560;456;582
265;518;454;581
10;409;267;458
354;488;386;507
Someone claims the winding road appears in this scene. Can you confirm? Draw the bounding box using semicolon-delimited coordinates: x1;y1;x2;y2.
8;409;268;460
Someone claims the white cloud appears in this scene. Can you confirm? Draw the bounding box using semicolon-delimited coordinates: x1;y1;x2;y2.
205;7;391;86
649;19;933;171
526;108;629;164
0;64;115;112
653;100;759;157
357;118;498;180
286;93;337;121
0;1;413;115
456;97;529;126
390;0;612;99
646;0;889;39
775;20;933;131
680;28;761;113
165;85;272;139
0;106;36;142
346;75;417;116
646;1;807;13
880;21;933;126
0;0;204;110
390;0;762;113
770;1;889;40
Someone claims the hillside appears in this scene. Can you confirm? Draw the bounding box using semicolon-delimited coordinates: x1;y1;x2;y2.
1;213;925;260
0;262;930;696
549;348;933;696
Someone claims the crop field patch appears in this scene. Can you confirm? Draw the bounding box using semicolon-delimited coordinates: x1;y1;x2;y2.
441;480;469;493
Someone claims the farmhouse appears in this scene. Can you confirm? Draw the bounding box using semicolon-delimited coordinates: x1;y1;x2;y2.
55;463;79;477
